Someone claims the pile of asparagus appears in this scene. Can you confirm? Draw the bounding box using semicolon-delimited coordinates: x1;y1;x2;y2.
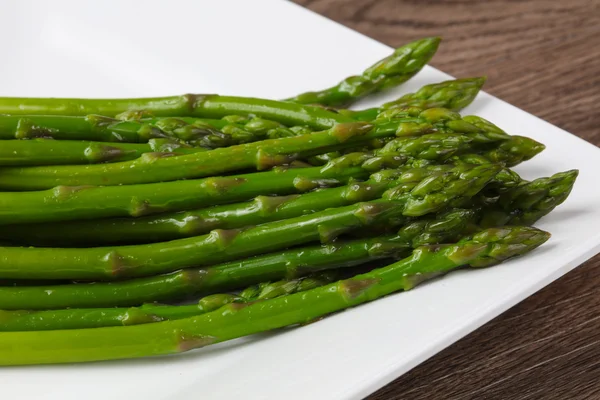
0;37;577;365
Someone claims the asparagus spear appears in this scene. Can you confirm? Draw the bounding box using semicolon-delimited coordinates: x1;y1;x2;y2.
382;77;486;111
0;163;484;246
0;94;355;130
0;77;484;155
0;138;205;166
0;114;314;147
346;77;486;121
0;226;549;366
0;209;477;310
0;126;542;241
0;153;383;225
477;170;579;227
0;273;338;331
0;108;515;190
311;111;543;168
285;38;441;108
0;165;498;279
363;169;576;242
0;163;498;280
0;121;397;190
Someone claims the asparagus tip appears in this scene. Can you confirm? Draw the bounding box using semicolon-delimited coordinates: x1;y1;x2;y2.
468;226;551;267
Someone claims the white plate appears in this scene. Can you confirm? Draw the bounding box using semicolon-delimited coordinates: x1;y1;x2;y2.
1;1;599;399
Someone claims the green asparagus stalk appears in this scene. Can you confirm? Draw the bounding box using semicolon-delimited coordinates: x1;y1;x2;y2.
0;121;398;190
0;108;516;190
0;94;355;130
250;272;341;300
346;77;486;121
0;273;338;331
0;164;486;246
0;163;498;280
311;112;543;168
0;138;205;166
0;114;315;148
0;125;537;241
0;209;478;310
0;226;550;365
0;152;385;225
285;38;441;108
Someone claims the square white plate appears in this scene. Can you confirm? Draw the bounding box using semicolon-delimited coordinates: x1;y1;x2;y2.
1;1;599;399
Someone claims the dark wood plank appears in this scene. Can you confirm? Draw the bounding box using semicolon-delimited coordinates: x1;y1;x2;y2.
292;0;600;398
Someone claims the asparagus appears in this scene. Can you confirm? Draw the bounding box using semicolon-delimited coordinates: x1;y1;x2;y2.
250;272;340;300
477;170;579;227
0;273;337;331
0;163;498;280
0;108;516;190
311;112;543;168
285;38;441;108
0;153;381;225
4;166;571;311
0;226;549;366
383;77;486;111
0;114;314;148
0;121;399;190
362;169;577;242
0;138;204;166
0;125;540;241
0;209;477;310
0;94;355;130
0;236;405;309
346;77;486;121
0;164;487;246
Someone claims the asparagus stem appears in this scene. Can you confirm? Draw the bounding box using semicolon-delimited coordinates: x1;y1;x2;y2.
0;153;376;225
0;95;354;130
0;209;477;310
0;164;486;246
0;108;522;190
285;38;441;108
0;120;393;190
0;114;315;148
0;138;205;166
0;227;549;365
0;162;498;280
0;274;337;331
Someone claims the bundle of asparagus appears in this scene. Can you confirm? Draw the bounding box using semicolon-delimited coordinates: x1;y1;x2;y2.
0;37;577;366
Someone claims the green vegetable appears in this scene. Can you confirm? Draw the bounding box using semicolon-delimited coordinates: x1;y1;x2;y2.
0;95;354;130
477;170;579;226
347;77;486;121
0;164;489;246
0;153;377;225
0;108;520;190
0;138;203;166
382;77;486;111
0;121;396;190
0;226;550;365
0;273;337;331
0;163;498;280
0;209;477;310
285;37;441;108
453;135;546;167
0;114;315;148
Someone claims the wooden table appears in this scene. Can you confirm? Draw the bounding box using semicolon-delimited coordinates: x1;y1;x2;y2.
292;1;600;398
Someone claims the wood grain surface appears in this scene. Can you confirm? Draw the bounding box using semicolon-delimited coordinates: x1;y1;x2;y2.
292;0;600;399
